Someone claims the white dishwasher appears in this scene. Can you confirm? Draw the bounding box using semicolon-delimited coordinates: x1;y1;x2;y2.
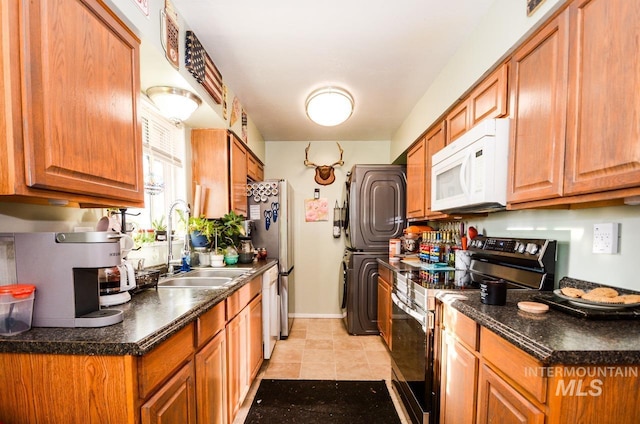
262;265;280;359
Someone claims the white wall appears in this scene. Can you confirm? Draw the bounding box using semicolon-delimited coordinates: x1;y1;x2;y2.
265;140;391;317
461;205;640;291
391;0;567;159
0;203;102;233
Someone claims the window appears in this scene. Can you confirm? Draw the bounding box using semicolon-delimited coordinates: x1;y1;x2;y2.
127;99;187;237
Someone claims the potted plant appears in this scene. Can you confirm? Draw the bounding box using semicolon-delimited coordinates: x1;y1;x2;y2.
188;215;214;248
211;211;245;250
152;215;167;241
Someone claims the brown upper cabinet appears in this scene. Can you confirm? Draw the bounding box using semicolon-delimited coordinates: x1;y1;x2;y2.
230;133;249;217
507;8;569;204
406;137;427;219
192;129;259;218
247;151;264;182
406;121;447;221
509;0;640;208
445;63;509;144
0;0;143;207
563;0;640;197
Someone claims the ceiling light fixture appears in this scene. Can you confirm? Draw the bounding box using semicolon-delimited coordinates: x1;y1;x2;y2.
305;87;354;127
146;86;202;123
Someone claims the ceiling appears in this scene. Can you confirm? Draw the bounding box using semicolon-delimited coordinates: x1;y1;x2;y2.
174;0;495;142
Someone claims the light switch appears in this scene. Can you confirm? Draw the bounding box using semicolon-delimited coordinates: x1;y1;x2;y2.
593;223;619;254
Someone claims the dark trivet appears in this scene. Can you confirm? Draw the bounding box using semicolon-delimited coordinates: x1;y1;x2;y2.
244;379;402;424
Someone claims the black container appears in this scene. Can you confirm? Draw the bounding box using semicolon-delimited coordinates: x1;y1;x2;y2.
480;279;507;305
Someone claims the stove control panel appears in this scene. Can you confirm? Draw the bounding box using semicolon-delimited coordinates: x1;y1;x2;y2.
469;236;552;260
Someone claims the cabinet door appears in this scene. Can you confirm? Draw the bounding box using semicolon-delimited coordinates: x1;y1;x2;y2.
564;0;640;195
192;129;230;218
141;362;197;424
18;0;142;204
507;9;570;204
196;331;227;424
406;138;426;219
470;63;509;126
226;308;248;424
440;333;478;424
376;277;391;349
425;122;446;218
248;294;263;382
247;153;264;182
476;364;544;424
230;134;248;216
446;101;470;144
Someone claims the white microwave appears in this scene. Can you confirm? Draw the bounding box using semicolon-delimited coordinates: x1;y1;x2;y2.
431;118;510;213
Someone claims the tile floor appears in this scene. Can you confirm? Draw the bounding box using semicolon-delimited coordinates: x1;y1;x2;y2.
233;318;412;424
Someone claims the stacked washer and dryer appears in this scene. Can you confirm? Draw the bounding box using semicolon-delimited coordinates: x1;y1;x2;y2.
340;164;406;335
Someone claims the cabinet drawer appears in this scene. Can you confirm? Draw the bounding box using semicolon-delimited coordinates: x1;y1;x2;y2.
139;323;195;399
196;301;226;348
480;327;546;404
379;265;392;285
227;276;262;320
443;306;478;351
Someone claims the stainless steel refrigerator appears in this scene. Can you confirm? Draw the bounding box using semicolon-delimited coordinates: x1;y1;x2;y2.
247;179;295;338
340;164;406;335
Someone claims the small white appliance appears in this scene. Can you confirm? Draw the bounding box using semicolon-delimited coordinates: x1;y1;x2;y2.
431;118;510;213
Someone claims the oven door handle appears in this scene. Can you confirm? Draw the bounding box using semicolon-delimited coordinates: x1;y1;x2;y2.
391;293;427;330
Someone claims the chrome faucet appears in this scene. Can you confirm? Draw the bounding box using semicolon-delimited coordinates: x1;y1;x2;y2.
167;199;191;273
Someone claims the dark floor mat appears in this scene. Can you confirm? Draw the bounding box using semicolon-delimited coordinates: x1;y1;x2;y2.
244;379;402;424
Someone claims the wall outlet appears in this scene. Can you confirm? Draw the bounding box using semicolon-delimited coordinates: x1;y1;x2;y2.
593;223;619;254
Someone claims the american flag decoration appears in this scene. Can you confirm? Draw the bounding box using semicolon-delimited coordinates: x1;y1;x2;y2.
203;52;223;104
184;30;223;104
185;31;205;83
242;110;248;143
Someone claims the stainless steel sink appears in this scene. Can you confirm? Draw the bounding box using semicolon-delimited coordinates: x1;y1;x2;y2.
157;276;233;289
186;268;251;278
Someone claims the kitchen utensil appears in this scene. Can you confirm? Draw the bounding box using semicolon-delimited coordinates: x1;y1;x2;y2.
96;216;110;231
271;202;279;222
264;210;272;230
517;301;549;314
120;234;134;258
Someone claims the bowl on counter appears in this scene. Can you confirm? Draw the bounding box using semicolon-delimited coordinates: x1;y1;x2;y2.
224;254;239;265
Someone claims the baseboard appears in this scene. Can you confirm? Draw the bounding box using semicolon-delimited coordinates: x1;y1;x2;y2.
291;313;344;319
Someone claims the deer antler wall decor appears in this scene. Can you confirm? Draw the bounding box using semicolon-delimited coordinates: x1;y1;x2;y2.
304;142;344;185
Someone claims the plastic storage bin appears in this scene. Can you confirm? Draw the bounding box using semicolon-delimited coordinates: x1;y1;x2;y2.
0;284;36;336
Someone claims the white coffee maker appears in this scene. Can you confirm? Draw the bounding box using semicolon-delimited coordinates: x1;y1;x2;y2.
7;231;125;327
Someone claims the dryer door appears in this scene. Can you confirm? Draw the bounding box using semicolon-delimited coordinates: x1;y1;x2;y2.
339;250;350;311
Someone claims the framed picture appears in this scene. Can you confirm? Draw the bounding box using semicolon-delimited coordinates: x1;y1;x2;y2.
527;0;546;16
304;198;329;222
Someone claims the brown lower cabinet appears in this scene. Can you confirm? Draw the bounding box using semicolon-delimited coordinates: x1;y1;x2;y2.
439;303;640;424
476;363;544;424
0;278;263;424
141;361;197;424
377;265;392;349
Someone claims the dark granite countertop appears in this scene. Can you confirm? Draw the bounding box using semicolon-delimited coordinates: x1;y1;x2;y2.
443;290;640;365
378;258;640;366
0;259;278;356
